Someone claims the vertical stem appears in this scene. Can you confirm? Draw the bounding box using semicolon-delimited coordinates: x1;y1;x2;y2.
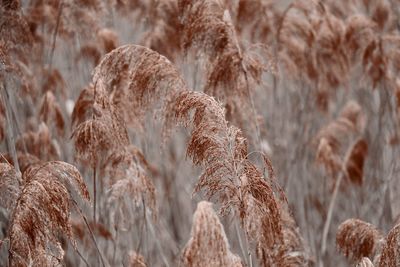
112;228;118;265
48;1;63;72
146;211;170;267
243;70;261;148
93;165;97;223
320;172;343;266
192;60;199;91
1;82;20;175
75;248;90;267
235;219;250;267
72;199;106;267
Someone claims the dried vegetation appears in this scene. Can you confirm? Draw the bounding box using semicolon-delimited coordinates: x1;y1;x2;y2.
0;0;400;266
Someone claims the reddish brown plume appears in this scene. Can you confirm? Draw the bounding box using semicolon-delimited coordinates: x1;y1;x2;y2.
181;201;243;267
316;100;366;178
39;91;65;137
378;223;400;267
8;161;89;267
0;162;20;210
92;44;186;128
166;90;307;266
336;218;383;263
344;138;368;185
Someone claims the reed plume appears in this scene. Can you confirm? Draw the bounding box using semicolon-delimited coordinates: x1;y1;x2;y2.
72;84;129;167
73;45;172;224
105;145;157;221
93;44;288;263
166;90;307;266
181;201;243;267
0;163;20;211
378;223;400;267
1;152;41;173
27;0;103;40
343;138;368;186
71;218;112;248
235;0;279;43
39;91;65;137
336;218;383;263
92;44;186;129
0;101;4;143
315;100;366;179
8;161;89;267
142;0;182;61
179;0;273;139
16;122;60;161
71;84;94;128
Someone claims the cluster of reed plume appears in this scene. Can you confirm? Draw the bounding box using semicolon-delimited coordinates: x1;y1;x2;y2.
1;0;400;266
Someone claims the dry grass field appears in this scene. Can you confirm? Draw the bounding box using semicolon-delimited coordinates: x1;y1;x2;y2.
1;0;400;266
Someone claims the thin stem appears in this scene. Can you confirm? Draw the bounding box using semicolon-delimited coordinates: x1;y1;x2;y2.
112;227;118;265
192;60;199;91
243;69;262;148
0;152;11;164
227;9;261;147
72;199;106;267
75;247;90;267
93;165;97;223
320;172;343;265
48;1;63;72
1;83;20;175
235;219;250;267
146;211;170;267
136;200;147;252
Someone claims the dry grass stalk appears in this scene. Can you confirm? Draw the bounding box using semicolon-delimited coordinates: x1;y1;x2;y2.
179;0;274;137
16;122;60;161
76;45;102;66
276;1;400;108
97;28;119;53
72;83;129;223
343;138;368;185
27;0;103;40
72;85;129;167
243;163;309;266
105;146;157;221
0;6;33;63
8;161;89;267
142;0;182;61
321;137;369;259
278;1;349;96
278;207;311;266
316;100;366;179
76;28;119;66
166;90;307;266
74;45;173;224
181;201;243;267
39;91;65;137
71;85;94;128
71;218;112;248
0;97;5;143
41;69;65;96
92;44;186;129
235;0;279;43
336;218;383;263
1;152;41;173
